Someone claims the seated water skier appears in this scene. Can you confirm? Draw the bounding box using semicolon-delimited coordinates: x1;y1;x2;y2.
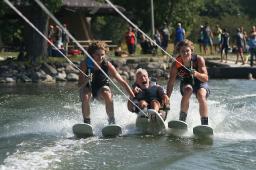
79;42;135;125
127;68;170;120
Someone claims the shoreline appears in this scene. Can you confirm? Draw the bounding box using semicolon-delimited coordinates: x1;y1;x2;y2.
0;54;255;84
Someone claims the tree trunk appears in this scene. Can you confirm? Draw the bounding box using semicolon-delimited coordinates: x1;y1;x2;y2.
0;31;3;49
24;6;49;64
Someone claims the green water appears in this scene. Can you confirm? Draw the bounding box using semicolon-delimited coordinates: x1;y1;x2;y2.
0;80;256;170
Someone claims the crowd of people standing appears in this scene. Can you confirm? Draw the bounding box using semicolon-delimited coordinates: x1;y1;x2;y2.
124;23;173;56
123;22;256;67
198;23;256;66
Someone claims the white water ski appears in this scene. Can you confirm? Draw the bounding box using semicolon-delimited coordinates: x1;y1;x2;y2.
102;124;122;137
136;109;166;135
72;123;93;138
193;125;213;138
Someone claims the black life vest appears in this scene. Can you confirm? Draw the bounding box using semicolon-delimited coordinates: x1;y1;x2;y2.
85;59;110;97
133;83;164;103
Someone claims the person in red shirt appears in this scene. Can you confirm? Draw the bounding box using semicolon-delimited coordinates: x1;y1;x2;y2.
125;26;136;55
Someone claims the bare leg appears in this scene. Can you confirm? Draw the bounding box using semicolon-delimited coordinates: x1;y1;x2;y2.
138;100;148;110
210;45;213;54
196;88;208;118
220;48;223;62
240;52;245;64
149;100;161;112
225;51;228;63
235;52;239;64
81;88;92;121
204;45;207;55
180;85;193;113
100;87;114;122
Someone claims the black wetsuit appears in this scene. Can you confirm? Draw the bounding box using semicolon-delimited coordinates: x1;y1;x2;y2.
86;60;110;97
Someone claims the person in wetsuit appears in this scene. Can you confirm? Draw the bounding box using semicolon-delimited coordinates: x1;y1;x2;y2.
127;68;169;120
79;42;135;124
166;39;210;125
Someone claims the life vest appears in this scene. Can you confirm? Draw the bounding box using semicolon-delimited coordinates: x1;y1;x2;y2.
175;54;198;84
133;83;164;103
175;54;198;78
85;58;109;97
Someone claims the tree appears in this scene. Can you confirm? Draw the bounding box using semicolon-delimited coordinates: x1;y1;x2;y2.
24;0;62;64
99;0;204;41
1;0;62;64
239;0;256;19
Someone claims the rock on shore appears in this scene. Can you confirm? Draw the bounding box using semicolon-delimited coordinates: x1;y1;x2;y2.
0;57;170;84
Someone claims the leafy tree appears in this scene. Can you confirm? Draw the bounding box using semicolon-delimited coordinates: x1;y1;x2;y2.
91;16;128;44
95;0;204;43
1;0;62;63
238;0;256;19
200;0;240;18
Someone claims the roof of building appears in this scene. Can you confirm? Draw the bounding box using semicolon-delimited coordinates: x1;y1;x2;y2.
62;0;125;15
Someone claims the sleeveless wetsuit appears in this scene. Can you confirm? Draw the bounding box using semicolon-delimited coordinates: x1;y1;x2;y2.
176;54;210;96
133;83;165;104
86;59;110;97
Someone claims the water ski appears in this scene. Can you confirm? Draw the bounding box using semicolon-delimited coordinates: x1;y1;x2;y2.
135;109;166;135
193;125;213;137
167;120;188;136
72;123;93;138
168;120;188;130
102;124;122;137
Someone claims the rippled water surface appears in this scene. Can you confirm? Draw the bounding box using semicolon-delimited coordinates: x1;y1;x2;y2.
0;80;256;170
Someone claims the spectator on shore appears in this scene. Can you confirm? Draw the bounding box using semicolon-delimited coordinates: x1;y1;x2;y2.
160;22;170;52
151;28;161;54
154;28;161;46
47;25;56;56
132;28;138;53
240;26;248;52
174;23;185;47
248;32;256;67
251;25;256;34
198;25;204;54
48;25;55;43
213;25;222;53
235;28;245;65
62;24;70;54
125;26;136;55
140;34;154;54
55;25;63;49
220;28;230;63
202;23;213;55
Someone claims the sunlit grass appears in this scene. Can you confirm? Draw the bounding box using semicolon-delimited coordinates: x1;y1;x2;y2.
0;52;18;58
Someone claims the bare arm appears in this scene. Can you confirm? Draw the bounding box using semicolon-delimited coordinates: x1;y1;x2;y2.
166;62;177;98
108;62;135;98
78;61;87;87
192;56;209;82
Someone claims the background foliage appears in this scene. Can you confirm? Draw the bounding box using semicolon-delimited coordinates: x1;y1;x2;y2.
93;0;256;44
1;0;256;58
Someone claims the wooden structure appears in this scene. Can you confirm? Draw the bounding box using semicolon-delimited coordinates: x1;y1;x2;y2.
68;40;117;51
56;0;125;40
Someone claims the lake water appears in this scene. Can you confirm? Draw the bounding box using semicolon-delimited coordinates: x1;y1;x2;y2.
0;80;256;170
